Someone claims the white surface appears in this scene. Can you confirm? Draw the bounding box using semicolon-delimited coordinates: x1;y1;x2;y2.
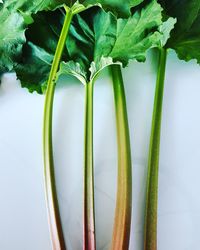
1;51;200;250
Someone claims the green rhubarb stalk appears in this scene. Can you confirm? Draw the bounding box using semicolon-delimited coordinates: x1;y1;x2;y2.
144;48;167;250
83;80;96;250
110;65;132;250
43;7;73;250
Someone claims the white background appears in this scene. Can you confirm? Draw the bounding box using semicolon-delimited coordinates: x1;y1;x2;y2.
0;50;200;250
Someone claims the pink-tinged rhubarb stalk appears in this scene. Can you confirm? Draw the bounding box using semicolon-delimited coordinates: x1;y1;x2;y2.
111;65;132;250
43;7;73;250
83;80;96;250
144;48;167;250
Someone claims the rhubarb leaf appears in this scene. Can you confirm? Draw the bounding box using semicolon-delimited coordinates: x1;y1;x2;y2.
3;0;144;16
0;0;144;75
59;1;175;83
83;0;144;17
15;10;68;93
0;7;26;74
3;0;67;13
159;0;200;63
15;1;175;92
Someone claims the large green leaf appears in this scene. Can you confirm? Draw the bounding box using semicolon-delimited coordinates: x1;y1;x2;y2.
82;0;144;17
0;0;144;76
14;1;175;92
60;1;175;83
159;0;200;63
3;0;67;13
15;10;68;93
0;7;26;74
2;0;144;16
0;1;61;75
